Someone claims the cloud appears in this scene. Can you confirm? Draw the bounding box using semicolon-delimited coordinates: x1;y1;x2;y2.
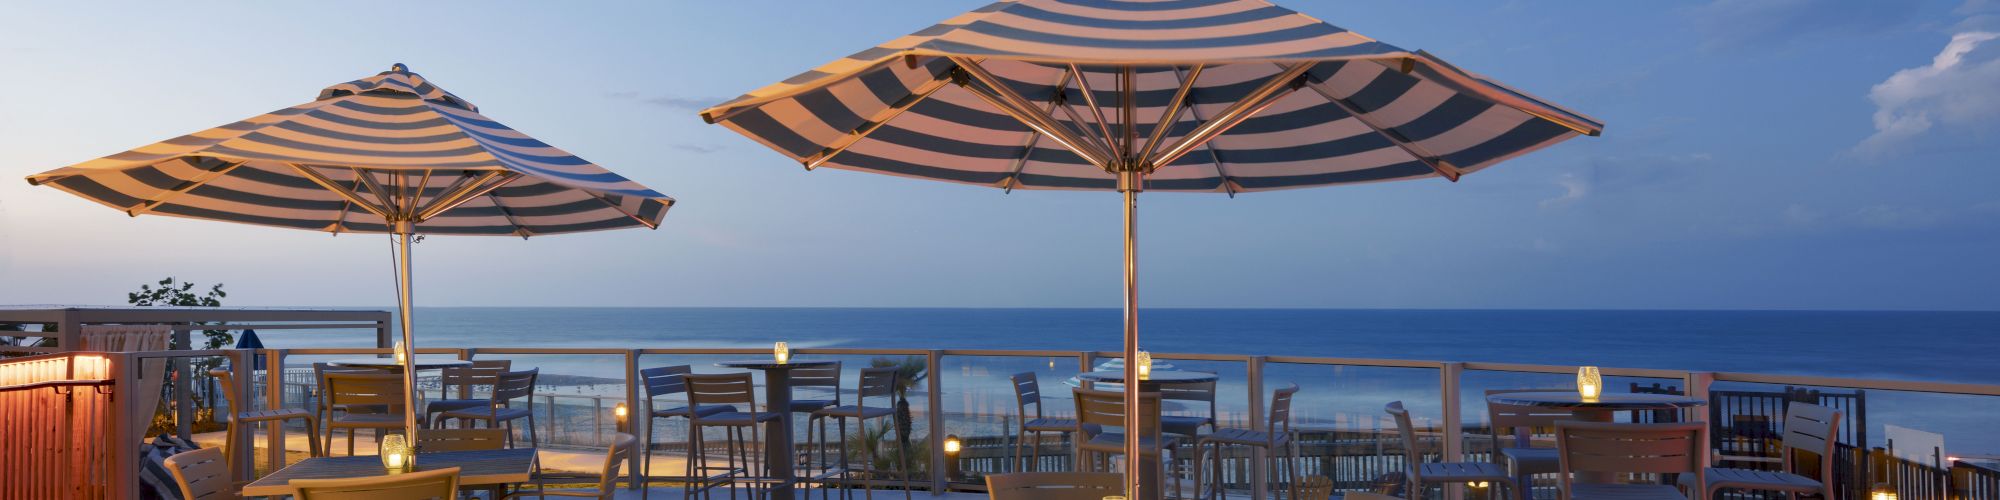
604;92;730;111
1692;0;1920;50
1853;32;2000;156
671;144;723;154
1539;173;1589;209
1539;152;1714;210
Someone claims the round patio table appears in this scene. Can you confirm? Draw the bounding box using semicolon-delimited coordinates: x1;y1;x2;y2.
325;358;472;371
1074;370;1218;500
716;359;839;497
1485;391;1707;481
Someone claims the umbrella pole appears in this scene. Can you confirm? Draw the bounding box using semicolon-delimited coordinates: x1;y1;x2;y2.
391;226;422;452
1119;171;1142;499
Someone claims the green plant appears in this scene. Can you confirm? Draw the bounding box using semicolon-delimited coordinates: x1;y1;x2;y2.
867;356;928;461
127;277;229;421
841;420;930;478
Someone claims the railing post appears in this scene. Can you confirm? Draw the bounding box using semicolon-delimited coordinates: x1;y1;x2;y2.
108;352;142;500
1685;371;1715;468
928;349;948;495
624;349;642;490
174;325;194;442
265;348;286;471
231;349;256;482
1441;362;1465;500
1248;356;1269;500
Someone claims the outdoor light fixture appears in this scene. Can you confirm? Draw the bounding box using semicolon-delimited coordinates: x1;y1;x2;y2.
943;434;962;454
380;433;413;471
1872;484;1897;500
614;402;629;432
774;341;790;364
1136;351;1153;380
1577;366;1602;402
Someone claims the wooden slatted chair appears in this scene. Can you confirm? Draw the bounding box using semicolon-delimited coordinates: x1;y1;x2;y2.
684;372;781;498
164;447;239;500
1486;388;1576;498
985;471;1122;500
209;368;323;475
1681;402;1839;500
1556;421;1705;500
1388;401;1522;500
439;368;540;448
320;372;408;456
1009;372;1077;473
1073;388;1182;496
290;466;460;499
501;433;637;499
1196;384;1299;500
638;365;737;496
807;366;907;500
425;359;511;428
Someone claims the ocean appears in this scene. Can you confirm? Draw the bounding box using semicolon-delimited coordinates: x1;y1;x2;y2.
248;307;2000;454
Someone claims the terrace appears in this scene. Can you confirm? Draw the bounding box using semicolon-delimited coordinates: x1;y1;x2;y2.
3;307;1996;499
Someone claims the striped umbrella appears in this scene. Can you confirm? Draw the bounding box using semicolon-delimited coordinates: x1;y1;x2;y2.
27;64;674;450
701;1;1600;495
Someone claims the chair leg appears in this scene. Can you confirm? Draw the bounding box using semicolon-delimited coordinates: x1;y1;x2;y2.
528;413;539;448
302;416;323;457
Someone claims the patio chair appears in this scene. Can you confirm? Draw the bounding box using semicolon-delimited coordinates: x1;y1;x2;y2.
1680;402;1839;500
1195;384;1298;500
639;365;737;496
438;368;540;448
1486;389;1576;498
1009;371;1077;472
291;465;460;499
1296;475;1338;500
163;447;238;500
789;361;842;413
501;433;637;499
320;372;409;456
683;372;781;499
1159;379;1219;438
984;471;1121;500
1073;388;1182;496
208;367;322;475
1386;401;1521;500
417;428;509;498
807;366;909;500
1555;421;1704;500
312;362;381;445
425;359;511;428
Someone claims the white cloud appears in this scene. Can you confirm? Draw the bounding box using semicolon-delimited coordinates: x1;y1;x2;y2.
1854;32;2000;155
1539;172;1590;209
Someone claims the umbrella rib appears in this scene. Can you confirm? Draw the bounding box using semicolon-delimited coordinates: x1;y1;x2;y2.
485;192;533;239
1053;92;1121;163
125;159;247;217
1003;70;1075;193
1065;64;1122;157
351;168;401;219
1295;64;1463;181
289;164;392;220
951;56;1113;169
585;192;662;230
1148;63;1313;170
1120;66;1138;161
1142;64;1204;164
328;176;367;235
1172;66;1237;197
414;171;515;222
803;72;954;170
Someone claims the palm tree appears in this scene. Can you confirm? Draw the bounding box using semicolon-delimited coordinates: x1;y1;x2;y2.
867;356;927;474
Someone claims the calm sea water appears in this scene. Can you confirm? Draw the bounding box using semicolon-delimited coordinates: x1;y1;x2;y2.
252;307;2000;453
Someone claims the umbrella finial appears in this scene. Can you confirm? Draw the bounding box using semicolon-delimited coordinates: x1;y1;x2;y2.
390;63;409;73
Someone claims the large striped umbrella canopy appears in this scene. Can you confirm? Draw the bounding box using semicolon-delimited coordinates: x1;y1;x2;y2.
702;1;1599;495
28;64;674;449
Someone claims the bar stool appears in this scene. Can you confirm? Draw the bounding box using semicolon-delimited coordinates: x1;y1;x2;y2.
1387;401;1522;500
1486;389;1575;500
807;366;907;500
1195;384;1297;500
1008;372;1076;472
209;368;323;474
639;365;737;497
684;372;782;500
425;359;511;428
439;368;540;448
320;372;408;456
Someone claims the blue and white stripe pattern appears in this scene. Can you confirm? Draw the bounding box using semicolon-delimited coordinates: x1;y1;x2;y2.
703;0;1601;193
27;65;673;237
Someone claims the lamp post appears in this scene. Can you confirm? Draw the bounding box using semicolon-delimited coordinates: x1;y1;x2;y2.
943;434;962;484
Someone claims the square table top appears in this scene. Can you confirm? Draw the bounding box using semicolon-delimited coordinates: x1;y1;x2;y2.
241;448;536;497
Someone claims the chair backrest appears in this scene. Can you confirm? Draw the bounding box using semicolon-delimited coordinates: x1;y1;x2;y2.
684;373;758;409
1556;421;1704;490
440;360;511;399
1010;372;1045;420
311;363;372;401
489;368;539;404
1073;388;1162;436
790;361;842;390
163;447;237;500
1384;401;1428;481
291;466;460;499
984;472;1122;500
1485;388;1576;450
1159;379;1218;422
640;365;693;400
586;433;639;496
415;428;508;453
322;372;406;409
207;369;243;409
1780;401;1842;492
1268;384;1301;437
855;366;899;406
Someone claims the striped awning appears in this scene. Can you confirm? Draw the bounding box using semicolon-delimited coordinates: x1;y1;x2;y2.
701;0;1602;193
27;64;673;237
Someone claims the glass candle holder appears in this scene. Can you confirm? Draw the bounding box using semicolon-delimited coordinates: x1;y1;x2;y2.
380;433;413;471
393;341;407;364
1577;366;1603;401
774;341;790;364
1135;351;1153;380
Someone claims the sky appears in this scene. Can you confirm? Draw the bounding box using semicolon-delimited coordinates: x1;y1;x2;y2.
1;1;1997;311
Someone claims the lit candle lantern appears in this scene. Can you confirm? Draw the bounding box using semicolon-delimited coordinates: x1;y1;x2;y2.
380;433;413;471
1872;484;1897;500
1577;366;1602;402
774;341;790;364
393;341;407;364
1135;351;1152;380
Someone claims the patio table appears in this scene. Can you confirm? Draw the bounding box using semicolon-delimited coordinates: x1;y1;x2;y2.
716;359;839;497
240;448;537;497
1485;391;1708;482
325;358;472;371
1074;370;1218;500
